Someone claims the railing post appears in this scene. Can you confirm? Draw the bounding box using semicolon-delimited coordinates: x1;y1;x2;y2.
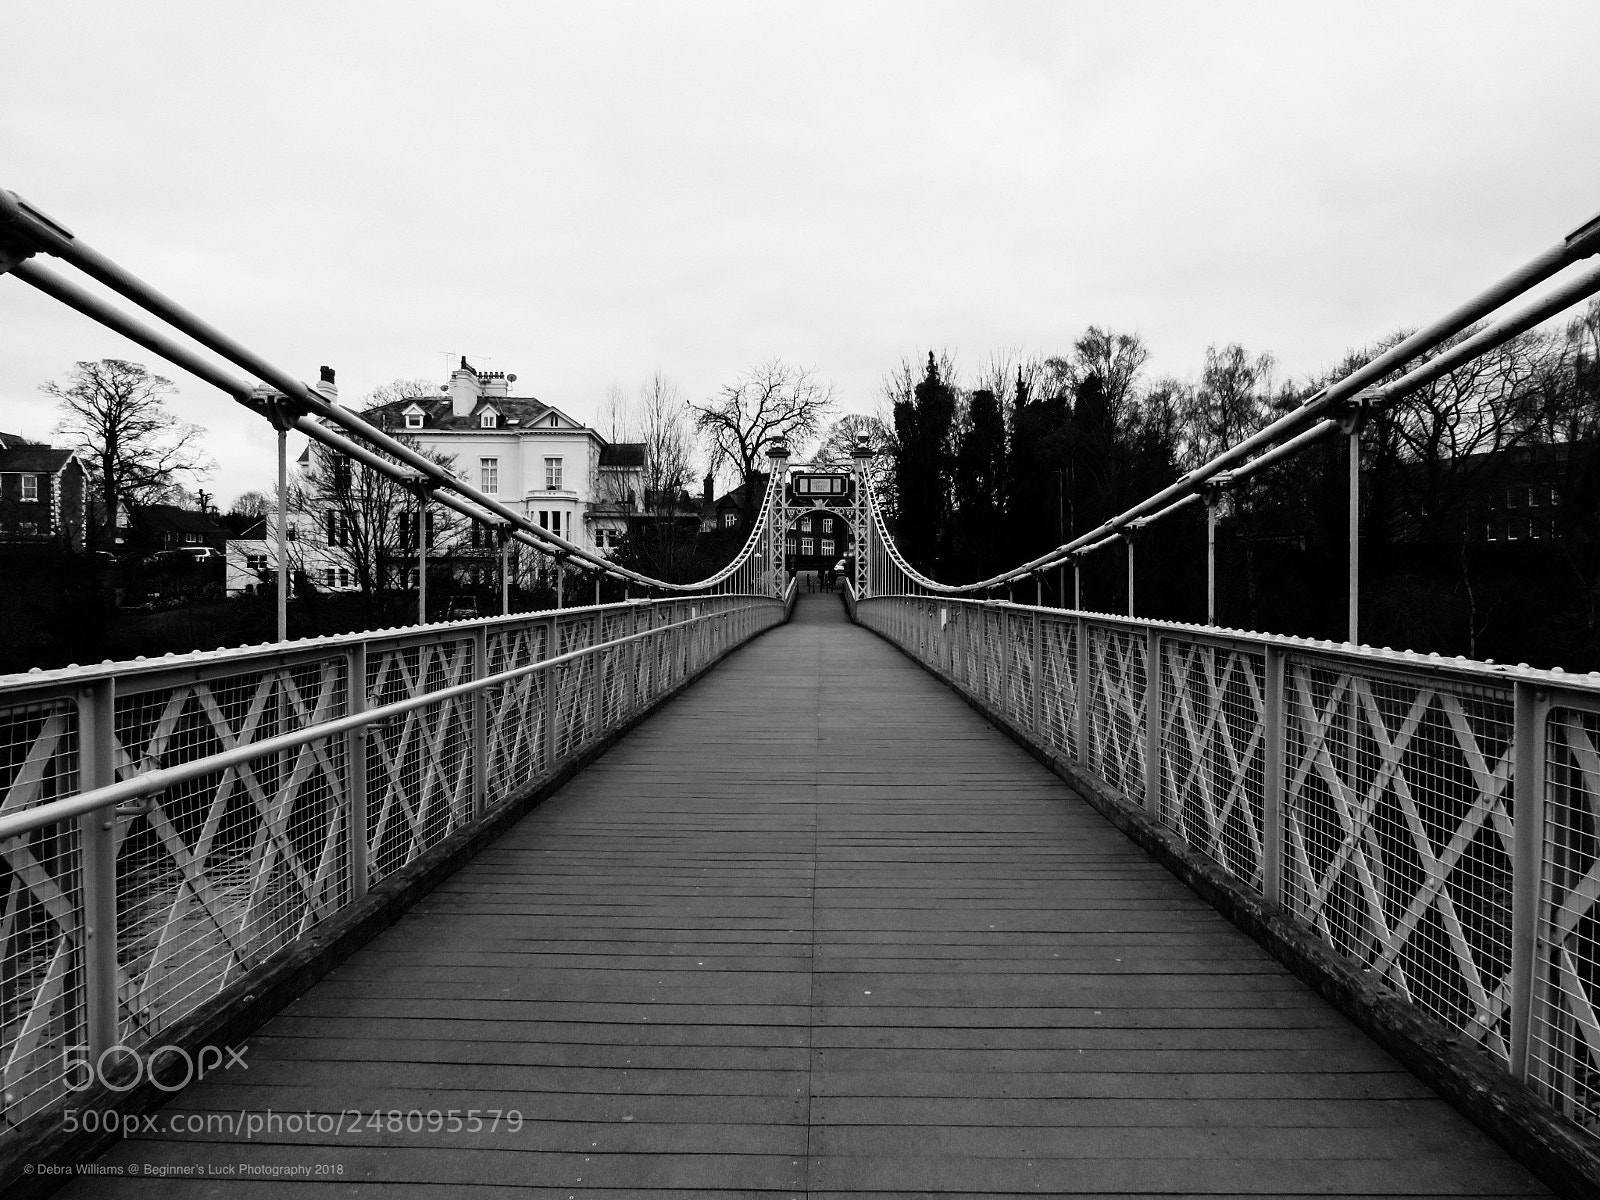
1075;615;1091;764
77;679;119;1059
1206;495;1218;627
276;426;289;643
1261;644;1285;907
471;625;489;815
1143;624;1161;816
543;617;559;773
592;609;604;730
1127;533;1136;618
1509;679;1546;1082
499;531;511;615
345;643;370;899
417;493;428;627
998;603;1011;716
1031;609;1043;737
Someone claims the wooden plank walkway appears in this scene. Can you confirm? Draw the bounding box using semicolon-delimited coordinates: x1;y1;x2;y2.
60;591;1549;1197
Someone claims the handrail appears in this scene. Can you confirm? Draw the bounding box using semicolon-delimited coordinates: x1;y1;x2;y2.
0;604;760;842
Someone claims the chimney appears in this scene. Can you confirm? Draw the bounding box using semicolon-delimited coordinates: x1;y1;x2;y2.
482;370;513;399
315;364;338;406
447;356;480;418
703;472;714;505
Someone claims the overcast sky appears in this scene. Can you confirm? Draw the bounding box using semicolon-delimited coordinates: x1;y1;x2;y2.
4;0;1598;507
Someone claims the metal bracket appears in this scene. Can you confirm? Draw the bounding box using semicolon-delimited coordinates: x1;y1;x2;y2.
1336;391;1378;436
0;189;72;275
259;391;312;432
1202;471;1234;506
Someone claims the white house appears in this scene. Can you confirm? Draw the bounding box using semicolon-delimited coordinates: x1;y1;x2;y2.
362;359;644;558
224;509;358;597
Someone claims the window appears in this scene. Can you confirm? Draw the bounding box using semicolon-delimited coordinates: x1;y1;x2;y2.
405;411;423;429
325;512;349;547
323;568;336;587
480;457;498;492
548;414;559;427
723;512;737;529
800;537;814;556
480;412;497;429
545;458;563;489
339;568;350;588
246;553;268;572
21;475;38;502
333;458;352;490
801;517;812;532
821;538;835;557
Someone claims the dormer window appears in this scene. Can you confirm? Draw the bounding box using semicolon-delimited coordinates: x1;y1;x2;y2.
480;409;499;429
548;414;559;427
402;403;427;430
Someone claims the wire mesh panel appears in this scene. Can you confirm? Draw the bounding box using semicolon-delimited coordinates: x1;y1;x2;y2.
1038;615;1078;760
980;607;1005;709
484;621;551;804
553;616;597;759
1085;624;1147;799
0;699;83;1128
1280;655;1515;1057
1532;706;1600;1130
113;658;351;1043
364;638;473;884
1159;638;1267;886
1007;612;1035;729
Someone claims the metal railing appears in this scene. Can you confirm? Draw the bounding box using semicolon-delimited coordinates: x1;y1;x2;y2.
856;593;1600;1135
0;592;785;1129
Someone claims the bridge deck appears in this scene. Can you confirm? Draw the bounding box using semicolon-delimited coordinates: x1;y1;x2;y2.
62;592;1548;1197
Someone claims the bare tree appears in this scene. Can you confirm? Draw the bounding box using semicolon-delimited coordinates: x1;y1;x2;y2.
295;412;459;613
365;378;439;409
1179;344;1277;470
689;359;836;508
638;372;695;508
1043;327;1151;429
228;490;273;519
43;359;212;539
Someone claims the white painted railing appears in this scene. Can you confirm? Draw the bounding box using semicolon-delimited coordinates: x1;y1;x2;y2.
856;594;1600;1135
0;594;784;1129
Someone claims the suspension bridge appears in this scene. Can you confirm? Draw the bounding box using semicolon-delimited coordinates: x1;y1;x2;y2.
3;189;1600;1196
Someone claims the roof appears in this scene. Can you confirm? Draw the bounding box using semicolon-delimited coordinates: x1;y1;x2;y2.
133;504;227;534
362;396;586;433
0;447;80;473
0;431;47;450
599;443;646;468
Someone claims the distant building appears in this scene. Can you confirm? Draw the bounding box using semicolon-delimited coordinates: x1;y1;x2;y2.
700;473;767;534
785;509;852;574
356;358;646;558
129;504;228;554
0;431;89;551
